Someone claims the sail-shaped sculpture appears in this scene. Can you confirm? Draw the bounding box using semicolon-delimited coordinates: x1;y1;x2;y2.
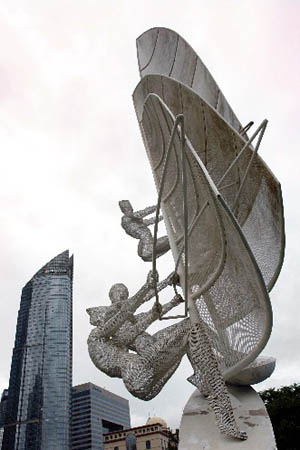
135;28;285;292
88;28;284;445
132;28;284;442
138;92;272;379
137;27;244;133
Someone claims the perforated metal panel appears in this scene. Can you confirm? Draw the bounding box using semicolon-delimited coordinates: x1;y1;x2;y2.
138;93;272;379
133;75;284;292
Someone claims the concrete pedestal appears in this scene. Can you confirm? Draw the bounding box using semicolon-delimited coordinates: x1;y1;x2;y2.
179;385;277;450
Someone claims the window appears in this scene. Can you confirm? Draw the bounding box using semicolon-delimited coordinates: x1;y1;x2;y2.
114;447;119;450
146;440;151;449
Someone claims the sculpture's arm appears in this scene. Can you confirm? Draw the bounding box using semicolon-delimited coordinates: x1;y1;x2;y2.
134;205;157;218
87;304;120;328
160;294;184;315
117;294;183;344
126;279;153;312
100;273;179;338
143;215;163;226
143;272;179;303
127;271;176;311
98;304;135;337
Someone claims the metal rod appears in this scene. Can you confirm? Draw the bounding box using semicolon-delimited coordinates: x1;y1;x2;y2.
218;180;239;192
181;117;189;316
217;119;268;189
152;114;185;319
232;120;268;213
240;120;254;137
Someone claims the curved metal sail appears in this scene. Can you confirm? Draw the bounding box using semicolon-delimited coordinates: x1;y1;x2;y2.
133;74;284;292
138;92;272;379
137;27;243;133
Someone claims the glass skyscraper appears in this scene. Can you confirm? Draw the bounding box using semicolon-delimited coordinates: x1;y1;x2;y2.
71;383;131;450
0;389;9;448
2;250;73;450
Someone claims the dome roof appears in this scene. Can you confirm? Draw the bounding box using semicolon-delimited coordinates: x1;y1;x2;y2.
146;416;167;428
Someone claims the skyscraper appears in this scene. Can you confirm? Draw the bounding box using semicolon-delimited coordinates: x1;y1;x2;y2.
0;389;9;447
71;383;131;450
2;250;73;450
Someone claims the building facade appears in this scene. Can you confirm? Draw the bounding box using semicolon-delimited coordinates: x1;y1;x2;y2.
71;383;131;450
2;251;73;450
104;420;172;450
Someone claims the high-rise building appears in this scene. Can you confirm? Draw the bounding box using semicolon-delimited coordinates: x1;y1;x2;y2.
71;382;131;450
0;389;9;447
2;250;73;450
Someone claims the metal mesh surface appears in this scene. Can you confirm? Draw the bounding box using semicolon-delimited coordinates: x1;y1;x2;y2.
133;75;284;292
137;27;243;133
138;93;272;379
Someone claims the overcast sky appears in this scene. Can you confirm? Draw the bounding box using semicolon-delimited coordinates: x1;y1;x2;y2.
0;0;299;430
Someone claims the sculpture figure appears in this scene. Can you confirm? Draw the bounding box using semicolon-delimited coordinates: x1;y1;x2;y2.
119;200;170;261
87;271;190;400
88;28;284;446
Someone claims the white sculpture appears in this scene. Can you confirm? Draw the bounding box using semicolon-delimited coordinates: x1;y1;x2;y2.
119;200;170;261
87;28;284;445
133;78;284;292
87;271;190;400
135;27;284;292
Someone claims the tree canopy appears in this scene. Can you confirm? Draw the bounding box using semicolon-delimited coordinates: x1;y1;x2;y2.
260;383;300;450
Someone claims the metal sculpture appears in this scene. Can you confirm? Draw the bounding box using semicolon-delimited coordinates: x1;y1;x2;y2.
87;271;190;400
119;200;170;261
87;28;284;443
133;74;284;292
135;27;284;292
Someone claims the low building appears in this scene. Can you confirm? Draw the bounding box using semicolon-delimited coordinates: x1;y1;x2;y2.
71;382;131;450
104;417;178;450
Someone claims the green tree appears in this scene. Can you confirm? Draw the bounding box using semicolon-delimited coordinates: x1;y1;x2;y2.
260;383;300;450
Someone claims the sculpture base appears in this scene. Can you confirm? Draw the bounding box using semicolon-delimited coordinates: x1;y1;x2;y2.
179;385;277;450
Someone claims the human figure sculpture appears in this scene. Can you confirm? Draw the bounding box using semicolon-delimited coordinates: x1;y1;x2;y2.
87;271;190;400
87;266;247;439
87;266;246;439
119;200;170;262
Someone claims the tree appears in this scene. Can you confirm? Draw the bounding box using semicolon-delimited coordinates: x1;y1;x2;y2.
260;383;300;450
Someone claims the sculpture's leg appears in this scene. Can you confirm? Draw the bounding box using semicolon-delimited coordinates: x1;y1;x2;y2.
138;233;170;261
134;319;190;366
122;320;190;400
87;329;123;378
187;370;210;397
187;322;247;440
121;355;182;401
